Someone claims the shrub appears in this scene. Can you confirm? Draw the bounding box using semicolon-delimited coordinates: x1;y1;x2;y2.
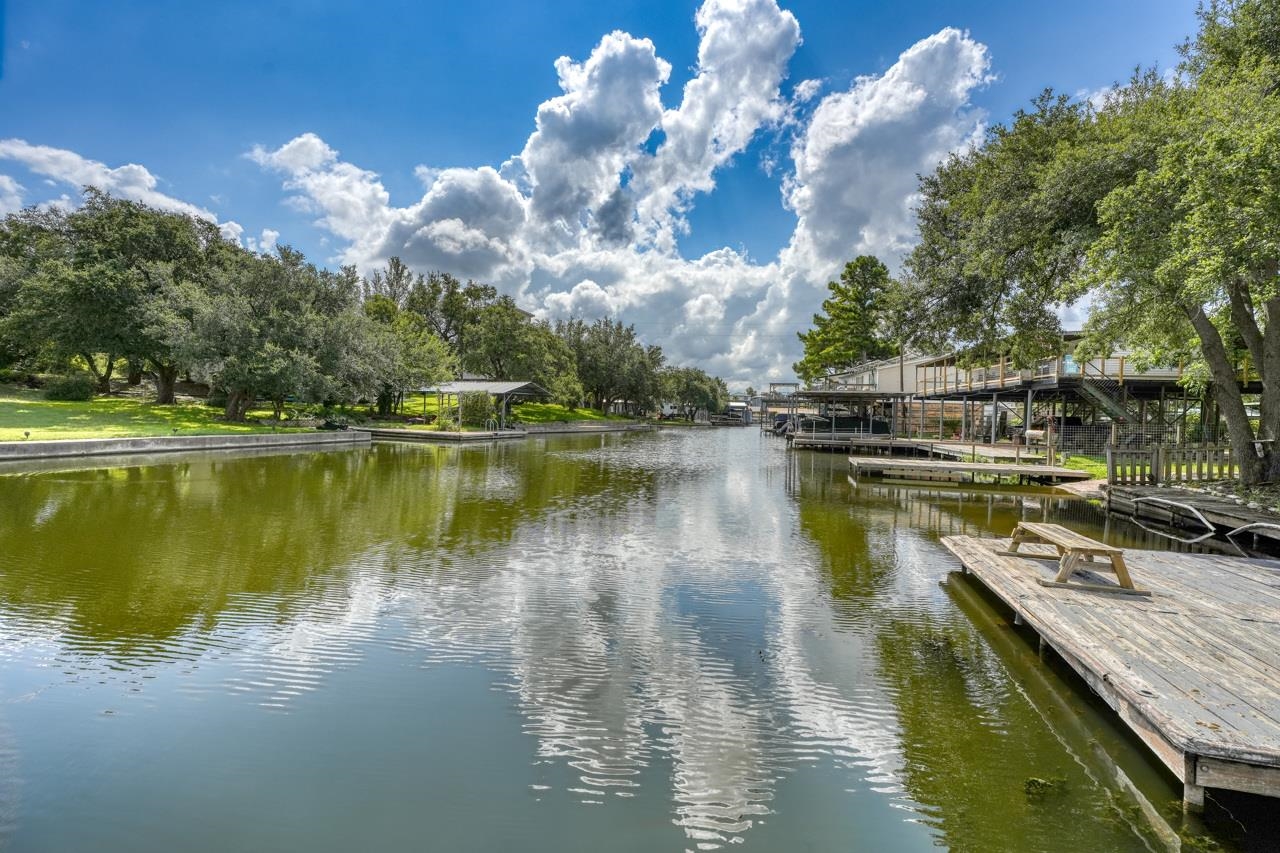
436;414;457;432
44;373;95;401
0;368;41;388
458;391;494;427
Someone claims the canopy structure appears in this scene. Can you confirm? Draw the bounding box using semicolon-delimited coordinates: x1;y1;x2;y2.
419;381;550;430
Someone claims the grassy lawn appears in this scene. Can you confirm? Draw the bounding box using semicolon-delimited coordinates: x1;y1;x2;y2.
511;403;631;424
366;402;632;431
0;385;306;441
1061;454;1108;479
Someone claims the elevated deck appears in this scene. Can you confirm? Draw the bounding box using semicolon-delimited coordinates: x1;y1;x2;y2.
849;456;1090;485
942;535;1280;810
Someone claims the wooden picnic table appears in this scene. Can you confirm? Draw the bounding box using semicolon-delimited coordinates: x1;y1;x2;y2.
1001;521;1149;596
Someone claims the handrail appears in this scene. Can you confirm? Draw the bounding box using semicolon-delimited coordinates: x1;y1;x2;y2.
1225;522;1280;545
1128;496;1217;544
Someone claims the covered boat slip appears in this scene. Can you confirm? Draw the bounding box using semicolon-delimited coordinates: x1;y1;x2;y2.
942;534;1280;811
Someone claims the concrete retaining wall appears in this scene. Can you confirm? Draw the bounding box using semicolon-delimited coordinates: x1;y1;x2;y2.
358;427;524;443
0;430;370;461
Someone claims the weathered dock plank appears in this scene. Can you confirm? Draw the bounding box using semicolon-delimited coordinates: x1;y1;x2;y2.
941;534;1280;810
1107;485;1280;546
850;455;1090;484
789;435;1047;462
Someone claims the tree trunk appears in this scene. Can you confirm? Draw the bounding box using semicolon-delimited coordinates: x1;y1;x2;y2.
151;363;179;405
82;352;115;394
1187;306;1265;483
376;386;395;417
1255;294;1280;482
224;390;252;422
127;358;144;386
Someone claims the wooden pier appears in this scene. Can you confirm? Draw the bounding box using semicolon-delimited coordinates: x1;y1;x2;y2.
942;534;1280;810
849;455;1091;485
1107;485;1280;548
791;434;1045;463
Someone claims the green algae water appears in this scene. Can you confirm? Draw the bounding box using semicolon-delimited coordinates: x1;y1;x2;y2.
0;429;1240;850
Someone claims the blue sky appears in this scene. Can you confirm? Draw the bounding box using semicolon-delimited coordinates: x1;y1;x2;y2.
0;0;1199;380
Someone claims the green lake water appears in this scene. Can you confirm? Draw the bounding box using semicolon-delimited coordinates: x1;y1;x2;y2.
0;428;1254;851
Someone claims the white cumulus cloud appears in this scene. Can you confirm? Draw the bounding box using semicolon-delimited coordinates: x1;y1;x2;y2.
783;27;991;274
631;0;802;249
4;4;997;385
0;175;24;215
0;140;277;253
0;139;217;220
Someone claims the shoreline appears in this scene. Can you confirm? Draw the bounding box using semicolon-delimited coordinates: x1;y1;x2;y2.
0;421;657;462
0;430;370;462
358;422;654;443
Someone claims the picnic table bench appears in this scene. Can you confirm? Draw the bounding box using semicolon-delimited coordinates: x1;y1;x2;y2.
999;522;1150;596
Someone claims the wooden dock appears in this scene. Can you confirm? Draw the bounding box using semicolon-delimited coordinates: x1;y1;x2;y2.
942;535;1280;810
849;455;1091;485
791;434;1045;463
1107;485;1280;548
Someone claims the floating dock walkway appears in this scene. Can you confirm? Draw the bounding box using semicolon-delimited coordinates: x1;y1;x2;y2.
942;534;1280;810
791;434;1045;463
849;455;1090;485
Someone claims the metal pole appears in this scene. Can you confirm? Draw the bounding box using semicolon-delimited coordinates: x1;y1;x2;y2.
991;392;998;445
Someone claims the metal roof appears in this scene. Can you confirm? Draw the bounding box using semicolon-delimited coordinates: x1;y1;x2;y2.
421;380;550;397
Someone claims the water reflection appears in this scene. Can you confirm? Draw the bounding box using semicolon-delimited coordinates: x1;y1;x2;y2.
0;431;1195;850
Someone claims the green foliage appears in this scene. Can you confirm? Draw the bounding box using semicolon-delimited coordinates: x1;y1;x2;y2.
462;297;581;407
360;287;456;416
400;268;497;358
903;1;1280;482
0;189;233;400
558;317;664;414
0;199;710;435
458;391;494;427
43;373;95;401
794;256;899;383
660;366;728;420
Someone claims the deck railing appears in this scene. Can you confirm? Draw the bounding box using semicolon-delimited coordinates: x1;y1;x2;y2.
917;354;1184;396
1105;444;1237;485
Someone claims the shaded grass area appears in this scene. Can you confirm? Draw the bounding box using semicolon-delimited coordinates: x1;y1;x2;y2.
511;403;631;424
0;385;305;441
1061;454;1108;480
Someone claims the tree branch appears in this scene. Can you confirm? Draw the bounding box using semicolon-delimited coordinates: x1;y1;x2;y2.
1227;275;1265;368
